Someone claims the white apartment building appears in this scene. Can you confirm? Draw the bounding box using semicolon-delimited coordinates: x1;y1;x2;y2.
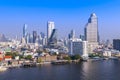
68;39;88;57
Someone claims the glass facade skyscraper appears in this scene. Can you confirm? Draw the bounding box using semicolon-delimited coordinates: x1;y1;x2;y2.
47;21;55;41
23;24;27;38
33;31;37;43
68;29;75;40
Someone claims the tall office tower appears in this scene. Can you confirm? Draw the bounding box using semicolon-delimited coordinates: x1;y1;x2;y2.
84;13;99;53
29;34;33;43
33;31;37;43
64;38;68;47
40;32;45;39
40;32;46;45
68;29;75;40
23;24;27;38
36;35;41;44
48;29;58;48
80;34;85;41
85;13;99;42
26;33;31;43
42;36;47;46
47;21;55;41
0;34;7;42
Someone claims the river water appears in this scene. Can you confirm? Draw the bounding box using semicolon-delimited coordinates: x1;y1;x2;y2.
0;60;120;80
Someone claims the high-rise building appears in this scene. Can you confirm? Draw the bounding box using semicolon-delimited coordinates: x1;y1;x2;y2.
29;34;33;43
84;13;99;53
48;29;58;48
26;33;31;43
23;24;27;38
47;21;55;41
85;13;99;42
113;39;120;51
33;31;37;43
42;36;47;46
80;34;85;41
0;34;8;42
68;29;75;40
40;32;45;39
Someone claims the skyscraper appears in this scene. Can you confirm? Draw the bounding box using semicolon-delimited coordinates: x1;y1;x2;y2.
26;33;31;43
40;32;45;39
48;29;58;47
68;29;75;40
85;13;99;42
47;21;55;41
80;34;85;41
33;31;37;43
0;34;7;42
84;13;99;53
23;24;27;38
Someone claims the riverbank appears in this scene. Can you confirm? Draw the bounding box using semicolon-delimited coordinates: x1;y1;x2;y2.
1;60;120;80
0;57;120;70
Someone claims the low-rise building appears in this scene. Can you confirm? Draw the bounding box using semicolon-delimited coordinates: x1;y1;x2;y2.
4;56;12;61
38;55;57;62
103;50;111;57
0;53;4;61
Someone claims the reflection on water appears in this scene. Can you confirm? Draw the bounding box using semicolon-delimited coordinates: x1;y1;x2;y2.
0;60;120;80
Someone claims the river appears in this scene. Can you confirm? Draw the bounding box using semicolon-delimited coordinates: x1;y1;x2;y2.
0;60;120;80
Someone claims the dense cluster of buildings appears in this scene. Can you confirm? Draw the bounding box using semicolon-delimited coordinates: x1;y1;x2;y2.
0;13;120;64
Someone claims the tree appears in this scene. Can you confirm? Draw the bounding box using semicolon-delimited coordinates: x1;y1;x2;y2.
5;52;12;56
5;52;19;59
89;53;102;58
71;54;81;60
63;56;71;60
19;55;24;60
37;58;42;63
74;54;81;60
12;52;19;59
25;55;32;60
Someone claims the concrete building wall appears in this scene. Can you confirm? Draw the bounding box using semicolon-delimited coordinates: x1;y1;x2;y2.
68;39;88;57
38;56;57;62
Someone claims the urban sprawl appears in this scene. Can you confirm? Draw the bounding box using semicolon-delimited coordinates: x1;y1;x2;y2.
0;13;120;71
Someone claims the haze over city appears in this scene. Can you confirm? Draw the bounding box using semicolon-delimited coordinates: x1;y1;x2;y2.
0;0;120;41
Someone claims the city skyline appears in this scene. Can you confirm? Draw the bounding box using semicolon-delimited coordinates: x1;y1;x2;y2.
0;0;120;41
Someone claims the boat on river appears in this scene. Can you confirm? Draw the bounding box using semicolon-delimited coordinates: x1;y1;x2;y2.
0;66;7;71
0;62;8;71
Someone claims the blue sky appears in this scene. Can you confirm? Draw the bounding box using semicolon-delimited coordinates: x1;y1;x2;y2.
0;0;120;41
